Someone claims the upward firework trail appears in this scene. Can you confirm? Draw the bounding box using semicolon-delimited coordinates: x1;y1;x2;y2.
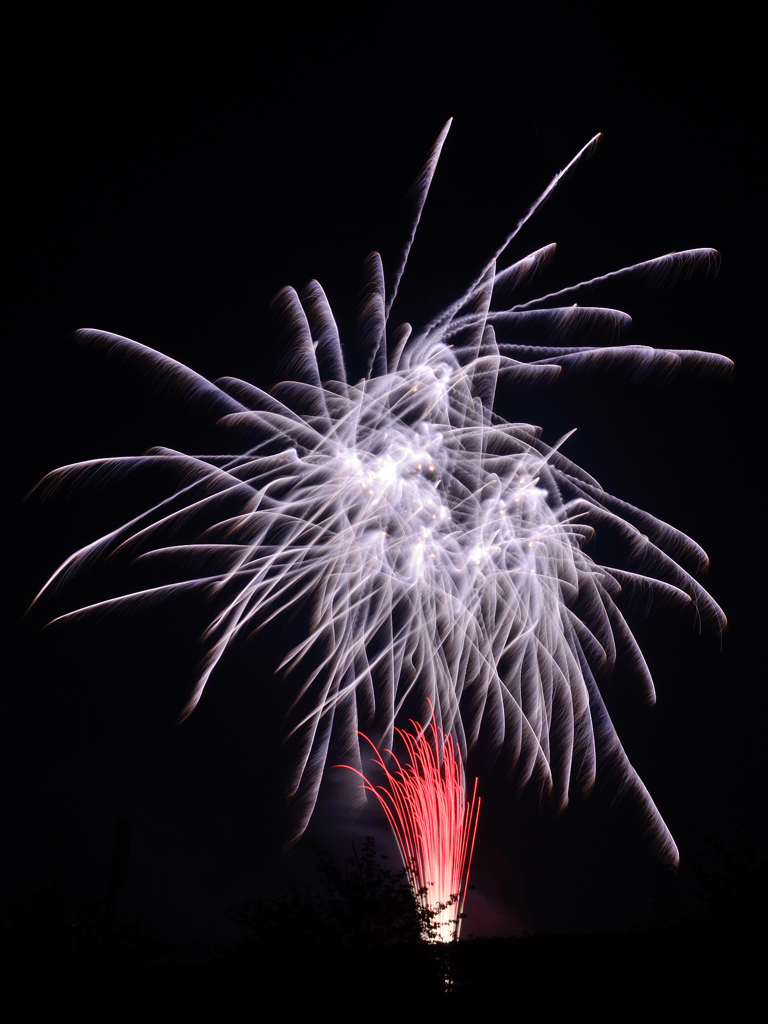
34;123;728;862
343;713;480;942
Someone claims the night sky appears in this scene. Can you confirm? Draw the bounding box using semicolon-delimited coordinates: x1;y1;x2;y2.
7;3;761;953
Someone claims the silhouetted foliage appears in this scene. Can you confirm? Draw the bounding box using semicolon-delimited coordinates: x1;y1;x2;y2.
232;837;451;1007
2;881;169;1020
694;835;768;925
2;881;163;968
235;836;462;946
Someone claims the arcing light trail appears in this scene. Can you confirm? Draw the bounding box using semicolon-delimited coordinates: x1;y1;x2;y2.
342;714;480;941
34;123;729;866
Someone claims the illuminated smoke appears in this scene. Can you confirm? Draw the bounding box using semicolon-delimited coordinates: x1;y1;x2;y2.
34;123;728;863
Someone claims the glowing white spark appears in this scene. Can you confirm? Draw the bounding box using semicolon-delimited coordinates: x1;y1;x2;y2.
34;124;729;861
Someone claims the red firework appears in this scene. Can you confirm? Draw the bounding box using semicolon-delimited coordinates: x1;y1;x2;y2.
343;715;480;941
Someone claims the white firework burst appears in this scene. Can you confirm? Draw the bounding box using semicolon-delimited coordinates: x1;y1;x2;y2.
34;123;729;861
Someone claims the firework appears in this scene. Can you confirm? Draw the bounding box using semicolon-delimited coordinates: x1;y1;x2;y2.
33;123;728;861
342;713;480;941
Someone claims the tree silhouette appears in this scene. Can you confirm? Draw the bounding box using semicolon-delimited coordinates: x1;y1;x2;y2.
233;837;451;1006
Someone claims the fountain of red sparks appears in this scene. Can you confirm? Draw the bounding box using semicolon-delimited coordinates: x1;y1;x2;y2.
343;715;480;942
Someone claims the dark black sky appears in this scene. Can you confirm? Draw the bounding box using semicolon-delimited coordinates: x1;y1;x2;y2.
7;3;761;948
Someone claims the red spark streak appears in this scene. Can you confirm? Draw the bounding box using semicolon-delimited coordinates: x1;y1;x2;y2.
341;717;480;941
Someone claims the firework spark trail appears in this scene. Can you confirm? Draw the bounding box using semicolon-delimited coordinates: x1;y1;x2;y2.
33;124;729;861
341;714;480;941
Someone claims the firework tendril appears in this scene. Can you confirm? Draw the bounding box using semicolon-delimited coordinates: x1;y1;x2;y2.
33;122;728;863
